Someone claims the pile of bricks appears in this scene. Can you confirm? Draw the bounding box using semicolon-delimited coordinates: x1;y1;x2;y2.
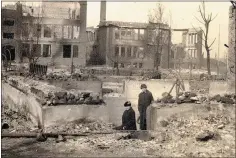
210;94;236;104
42;91;105;106
157;91;207;104
21;73;99;82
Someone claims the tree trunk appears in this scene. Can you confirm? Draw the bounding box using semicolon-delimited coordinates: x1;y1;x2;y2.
116;66;120;76
206;50;211;75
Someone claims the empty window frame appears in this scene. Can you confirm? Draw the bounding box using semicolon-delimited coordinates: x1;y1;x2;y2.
33;24;41;37
133;46;138;57
63;45;71;58
22;43;30;57
115;28;120;40
73;45;79;58
43;44;51;57
115;45;119;57
3;19;14;26
194;49;197;58
54;25;63;38
139;29;145;40
32;44;41;57
127;46;132;57
73;26;80;39
121;30;126;37
3;33;14;39
188;34;191;44
63;26;72;39
126;30;132;36
121;47;125;57
134;29;139;40
138;47;144;58
44;25;52;38
195;34;198;44
139;63;143;68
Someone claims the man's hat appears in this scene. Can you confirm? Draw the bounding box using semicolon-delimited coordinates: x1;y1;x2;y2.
140;84;147;89
124;101;131;107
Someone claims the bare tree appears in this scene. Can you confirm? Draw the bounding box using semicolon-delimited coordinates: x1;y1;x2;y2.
194;1;217;75
20;4;44;65
107;52;120;76
148;3;167;24
148;3;170;70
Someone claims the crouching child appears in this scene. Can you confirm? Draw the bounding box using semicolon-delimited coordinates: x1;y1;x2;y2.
113;101;137;131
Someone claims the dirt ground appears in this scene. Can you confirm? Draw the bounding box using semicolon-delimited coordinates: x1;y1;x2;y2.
2;102;235;157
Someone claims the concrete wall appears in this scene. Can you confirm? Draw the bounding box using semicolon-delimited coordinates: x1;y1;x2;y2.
44;97;127;127
43;105;108;127
124;80;190;104
2;81;122;128
2;82;43;126
209;81;234;96
146;103;204;130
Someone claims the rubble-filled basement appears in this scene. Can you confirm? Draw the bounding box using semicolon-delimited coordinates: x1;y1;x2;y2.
1;64;235;157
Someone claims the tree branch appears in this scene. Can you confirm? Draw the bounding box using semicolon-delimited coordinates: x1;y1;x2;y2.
211;13;218;21
209;38;216;48
199;5;206;22
194;15;205;25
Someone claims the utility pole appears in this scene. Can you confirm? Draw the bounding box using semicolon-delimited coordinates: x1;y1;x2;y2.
167;28;171;69
225;53;228;78
71;51;74;76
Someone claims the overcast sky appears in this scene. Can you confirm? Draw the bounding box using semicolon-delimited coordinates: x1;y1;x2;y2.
2;1;231;58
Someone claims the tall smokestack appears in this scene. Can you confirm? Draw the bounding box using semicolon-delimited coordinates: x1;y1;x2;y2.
100;1;106;22
79;1;87;41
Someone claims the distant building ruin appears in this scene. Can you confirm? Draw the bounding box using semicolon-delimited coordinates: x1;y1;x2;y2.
96;1;172;70
1;2;93;67
172;28;203;70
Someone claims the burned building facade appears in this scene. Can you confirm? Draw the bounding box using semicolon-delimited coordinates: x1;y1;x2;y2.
97;21;171;70
171;28;203;69
2;2;91;67
96;1;172;70
182;28;203;69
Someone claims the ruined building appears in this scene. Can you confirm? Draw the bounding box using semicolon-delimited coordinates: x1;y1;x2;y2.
171;28;203;69
97;2;173;70
228;5;236;92
2;2;93;67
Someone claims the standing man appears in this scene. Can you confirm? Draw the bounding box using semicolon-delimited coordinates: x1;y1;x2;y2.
138;84;154;130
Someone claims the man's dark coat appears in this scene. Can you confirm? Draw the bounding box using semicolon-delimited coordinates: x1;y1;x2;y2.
138;90;154;130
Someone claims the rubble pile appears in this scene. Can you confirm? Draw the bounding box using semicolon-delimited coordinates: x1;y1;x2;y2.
157;91;207;104
45;118;115;133
152;105;235;157
7;76;105;106
20;72;99;82
1;104;34;132
157;91;236;105
43;91;105;106
210;94;236;104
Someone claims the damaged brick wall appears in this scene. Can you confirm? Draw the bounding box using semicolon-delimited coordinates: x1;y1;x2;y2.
228;6;235;92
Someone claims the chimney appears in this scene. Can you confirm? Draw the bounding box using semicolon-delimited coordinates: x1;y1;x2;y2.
100;1;106;22
79;1;87;42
